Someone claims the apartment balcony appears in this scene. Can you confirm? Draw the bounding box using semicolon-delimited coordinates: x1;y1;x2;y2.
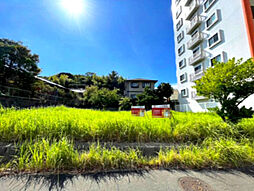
185;0;200;20
191;91;207;100
190;71;205;82
188;51;205;66
184;0;193;6
186;15;202;35
187;32;203;50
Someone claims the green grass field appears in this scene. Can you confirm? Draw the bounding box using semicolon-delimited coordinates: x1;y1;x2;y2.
0;106;254;173
0;106;247;143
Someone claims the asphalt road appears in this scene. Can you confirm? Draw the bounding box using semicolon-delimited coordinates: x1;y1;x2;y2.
1;169;254;191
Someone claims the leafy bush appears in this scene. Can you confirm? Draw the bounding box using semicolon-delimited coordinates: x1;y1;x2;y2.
83;86;120;109
119;97;132;111
194;58;254;123
136;87;159;109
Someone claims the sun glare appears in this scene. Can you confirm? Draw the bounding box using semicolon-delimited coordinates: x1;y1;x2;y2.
60;0;85;18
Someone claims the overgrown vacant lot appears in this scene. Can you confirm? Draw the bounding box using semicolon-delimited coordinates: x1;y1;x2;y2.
0;106;254;172
1;106;252;143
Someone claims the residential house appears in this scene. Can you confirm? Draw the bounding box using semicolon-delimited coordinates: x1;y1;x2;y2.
124;78;158;98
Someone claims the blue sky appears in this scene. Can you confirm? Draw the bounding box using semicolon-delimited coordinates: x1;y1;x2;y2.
0;0;176;85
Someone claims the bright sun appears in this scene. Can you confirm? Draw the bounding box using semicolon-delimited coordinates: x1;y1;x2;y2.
60;0;85;17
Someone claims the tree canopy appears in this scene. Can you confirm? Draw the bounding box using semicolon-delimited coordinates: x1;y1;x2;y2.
156;82;174;103
48;71;125;95
136;87;160;109
194;58;254;123
0;39;41;89
83;86;120;109
135;83;174;109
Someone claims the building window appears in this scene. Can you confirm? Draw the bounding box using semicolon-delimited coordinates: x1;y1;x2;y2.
131;82;139;88
176;18;183;31
178;44;185;56
206;10;219;29
175;0;181;5
211;54;222;66
176;6;182;19
181;88;188;97
208;30;222;48
192;45;201;56
194;64;202;74
204;0;217;12
209;33;219;46
180;73;187;83
191;29;199;38
179;59;186;69
142;82;151;88
177;31;184;43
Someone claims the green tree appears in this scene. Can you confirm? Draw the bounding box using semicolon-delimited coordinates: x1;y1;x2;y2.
92;74;106;89
136;87;159;109
32;81;55;95
83;86;98;108
84;72;95;87
119;97;132;111
59;74;71;87
83;86;120;109
105;71;118;90
104;71;125;95
0;39;41;89
194;58;254;123
156;82;174;104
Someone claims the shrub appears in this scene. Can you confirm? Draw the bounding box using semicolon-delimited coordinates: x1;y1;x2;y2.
119;97;132;111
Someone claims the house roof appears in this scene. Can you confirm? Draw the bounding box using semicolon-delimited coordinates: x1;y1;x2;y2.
35;76;84;93
125;78;158;82
70;89;86;93
35;76;67;90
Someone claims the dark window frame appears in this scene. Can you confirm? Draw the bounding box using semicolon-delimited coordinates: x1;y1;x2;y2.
211;54;222;66
208;33;219;47
194;64;202;74
142;82;151;88
131;82;139;88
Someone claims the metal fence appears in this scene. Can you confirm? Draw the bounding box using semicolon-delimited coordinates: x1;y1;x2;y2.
199;102;219;110
175;102;219;112
0;85;79;108
174;104;192;112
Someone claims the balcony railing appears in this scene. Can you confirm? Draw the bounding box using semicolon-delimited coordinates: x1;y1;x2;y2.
184;0;193;6
191;91;207;100
190;72;205;82
188;51;205;65
187;32;203;50
185;0;200;20
186;15;202;34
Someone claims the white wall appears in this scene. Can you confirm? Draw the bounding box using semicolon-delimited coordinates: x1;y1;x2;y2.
172;0;252;112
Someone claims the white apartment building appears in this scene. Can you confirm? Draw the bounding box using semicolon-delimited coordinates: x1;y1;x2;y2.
172;0;254;112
